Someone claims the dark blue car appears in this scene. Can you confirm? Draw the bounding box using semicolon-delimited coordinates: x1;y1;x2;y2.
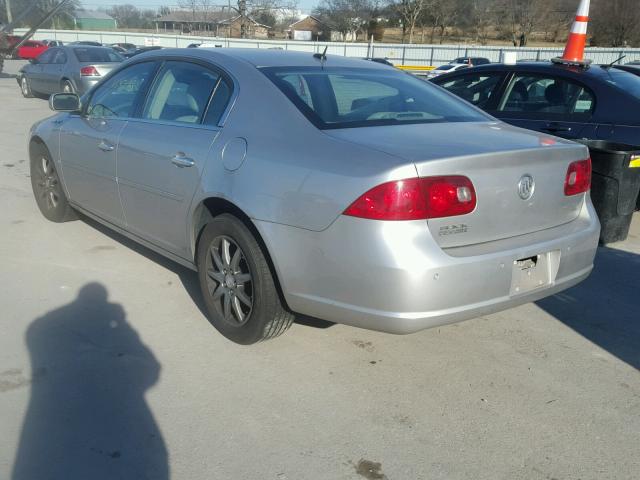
431;61;640;146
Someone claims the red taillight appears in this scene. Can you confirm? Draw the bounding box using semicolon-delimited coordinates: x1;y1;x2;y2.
343;176;476;221
80;66;100;76
564;158;591;196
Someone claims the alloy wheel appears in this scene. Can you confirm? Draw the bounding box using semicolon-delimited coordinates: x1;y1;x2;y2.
21;78;29;96
34;156;60;210
205;236;253;325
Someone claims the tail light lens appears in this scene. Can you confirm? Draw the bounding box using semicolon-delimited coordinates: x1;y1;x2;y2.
80;66;100;76
564;158;591;196
343;176;476;221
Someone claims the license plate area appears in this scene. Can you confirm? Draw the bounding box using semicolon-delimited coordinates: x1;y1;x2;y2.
510;251;560;295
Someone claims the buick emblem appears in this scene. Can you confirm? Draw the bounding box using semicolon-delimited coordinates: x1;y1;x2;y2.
517;174;535;200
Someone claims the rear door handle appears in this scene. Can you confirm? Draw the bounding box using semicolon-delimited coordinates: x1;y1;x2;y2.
171;153;195;168
98;140;115;152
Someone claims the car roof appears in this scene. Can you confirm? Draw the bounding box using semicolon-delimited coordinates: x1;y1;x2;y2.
149;48;391;70
65;45;112;50
451;61;629;81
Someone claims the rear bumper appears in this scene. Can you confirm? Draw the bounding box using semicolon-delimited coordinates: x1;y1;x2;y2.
256;199;600;334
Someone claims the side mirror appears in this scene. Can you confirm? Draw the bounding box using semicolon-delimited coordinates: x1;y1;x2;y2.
29;58;38;64
49;93;81;112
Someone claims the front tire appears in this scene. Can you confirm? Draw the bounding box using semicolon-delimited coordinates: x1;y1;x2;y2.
30;142;76;222
21;76;34;98
197;214;294;344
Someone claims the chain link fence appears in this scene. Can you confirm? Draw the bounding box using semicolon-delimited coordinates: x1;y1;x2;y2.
18;28;640;66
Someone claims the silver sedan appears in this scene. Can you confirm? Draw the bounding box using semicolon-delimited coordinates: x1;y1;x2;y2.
18;45;123;97
28;49;600;344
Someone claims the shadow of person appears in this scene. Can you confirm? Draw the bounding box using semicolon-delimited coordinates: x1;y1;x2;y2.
12;283;168;480
537;246;640;370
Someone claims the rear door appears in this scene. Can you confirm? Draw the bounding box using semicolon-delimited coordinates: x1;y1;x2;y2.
492;72;595;140
116;60;233;257
58;61;159;226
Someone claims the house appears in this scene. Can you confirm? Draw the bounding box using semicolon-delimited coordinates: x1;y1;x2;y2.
155;10;226;35
219;16;270;39
72;10;117;30
155;11;269;38
287;16;331;41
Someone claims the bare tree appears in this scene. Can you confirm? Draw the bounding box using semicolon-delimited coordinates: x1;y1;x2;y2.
388;0;425;43
315;0;376;41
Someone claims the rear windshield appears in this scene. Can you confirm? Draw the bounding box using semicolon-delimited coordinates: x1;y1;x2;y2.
73;48;123;63
262;66;488;129
609;68;640;99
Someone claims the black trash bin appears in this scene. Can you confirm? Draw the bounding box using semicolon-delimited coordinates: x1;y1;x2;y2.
579;141;640;244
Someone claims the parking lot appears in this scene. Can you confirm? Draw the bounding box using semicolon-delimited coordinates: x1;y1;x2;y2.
0;58;639;479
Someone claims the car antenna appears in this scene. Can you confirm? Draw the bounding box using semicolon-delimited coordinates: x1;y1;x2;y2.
313;46;328;68
601;55;626;69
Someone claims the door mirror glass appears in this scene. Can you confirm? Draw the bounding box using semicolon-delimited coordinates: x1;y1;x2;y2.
50;93;81;112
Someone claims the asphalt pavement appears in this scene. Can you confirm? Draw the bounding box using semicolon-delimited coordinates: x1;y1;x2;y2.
0;60;639;480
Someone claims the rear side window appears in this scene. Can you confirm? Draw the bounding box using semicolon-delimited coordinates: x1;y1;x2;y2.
142;61;220;124
263;66;488;129
74;48;123;63
498;74;595;117
608;69;640;100
203;78;232;125
437;74;503;108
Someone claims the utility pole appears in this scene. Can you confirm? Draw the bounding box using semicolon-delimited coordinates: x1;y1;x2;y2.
238;0;247;39
6;0;13;24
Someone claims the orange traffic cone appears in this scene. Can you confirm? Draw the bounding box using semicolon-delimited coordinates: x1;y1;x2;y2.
552;0;591;66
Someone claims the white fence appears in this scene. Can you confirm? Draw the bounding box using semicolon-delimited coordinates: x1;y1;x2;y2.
16;28;640;66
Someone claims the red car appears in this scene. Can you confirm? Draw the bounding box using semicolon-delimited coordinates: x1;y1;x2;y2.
17;41;48;60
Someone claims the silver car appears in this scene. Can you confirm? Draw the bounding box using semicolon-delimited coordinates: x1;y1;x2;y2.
18;45;123;97
28;49;600;344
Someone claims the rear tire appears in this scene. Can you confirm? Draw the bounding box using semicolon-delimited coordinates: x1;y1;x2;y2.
197;214;294;344
30;142;76;222
21;76;34;98
61;79;75;93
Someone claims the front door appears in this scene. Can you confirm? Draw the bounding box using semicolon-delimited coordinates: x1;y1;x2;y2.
58;60;159;226
40;48;67;94
28;48;55;92
117;60;232;258
491;73;595;140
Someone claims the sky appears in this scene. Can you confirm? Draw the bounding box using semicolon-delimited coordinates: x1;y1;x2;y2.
79;0;316;14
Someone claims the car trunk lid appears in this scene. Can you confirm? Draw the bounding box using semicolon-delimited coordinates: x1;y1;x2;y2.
326;122;589;247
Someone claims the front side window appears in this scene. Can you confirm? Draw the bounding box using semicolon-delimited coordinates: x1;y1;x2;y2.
52;49;67;64
142;61;220;124
437;73;504;108
498;74;595;117
263;67;489;129
87;61;157;119
36;49;55;64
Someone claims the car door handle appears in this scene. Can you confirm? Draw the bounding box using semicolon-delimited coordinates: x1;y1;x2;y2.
171;153;195;168
98;140;115;152
542;123;572;133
